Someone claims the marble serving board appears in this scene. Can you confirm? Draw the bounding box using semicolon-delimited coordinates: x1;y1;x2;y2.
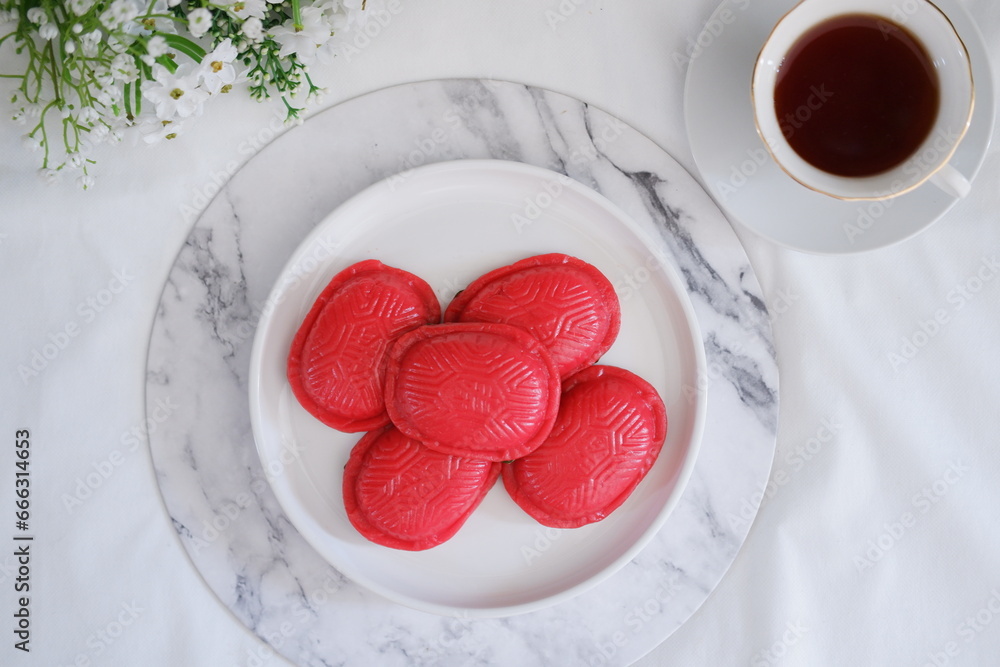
146;79;778;666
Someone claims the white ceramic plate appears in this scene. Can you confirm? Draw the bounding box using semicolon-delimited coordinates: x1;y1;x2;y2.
248;159;707;617
684;0;995;253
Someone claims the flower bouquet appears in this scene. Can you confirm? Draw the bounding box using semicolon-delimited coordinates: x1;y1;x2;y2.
0;0;386;188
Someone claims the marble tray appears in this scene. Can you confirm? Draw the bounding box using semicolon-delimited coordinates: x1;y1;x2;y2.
146;79;779;666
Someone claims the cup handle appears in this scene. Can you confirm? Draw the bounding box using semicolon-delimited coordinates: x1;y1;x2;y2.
929;163;971;199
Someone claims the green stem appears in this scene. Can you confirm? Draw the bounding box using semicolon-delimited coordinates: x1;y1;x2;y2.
45;40;61;103
291;0;302;31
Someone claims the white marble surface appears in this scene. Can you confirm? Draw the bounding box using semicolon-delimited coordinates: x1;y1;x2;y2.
146;80;777;666
3;1;1000;666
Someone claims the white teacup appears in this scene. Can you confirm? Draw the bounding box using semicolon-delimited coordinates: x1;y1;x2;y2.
752;0;974;200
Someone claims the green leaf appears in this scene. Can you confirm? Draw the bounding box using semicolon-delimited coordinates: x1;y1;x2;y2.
155;54;178;73
161;34;207;63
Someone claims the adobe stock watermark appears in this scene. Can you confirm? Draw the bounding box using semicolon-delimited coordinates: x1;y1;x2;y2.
239;572;347;666
567;117;628;166
887;254;1000;372
588;571;681;665
922;588;1000;667
338;0;404;63
62;396;180;513
751;620;810;667
853;460;968;572
716;82;834;203
510;174;575;234
189;477;271;554
57;600;144;667
544;0;593;31
672;0;754;71
179;112;289;223
521;525;566;565
726;416;842;532
684;286;799;404
17;267;134;384
416;611;483;663
189;438;304;553
844;125;965;244
386;78;505;191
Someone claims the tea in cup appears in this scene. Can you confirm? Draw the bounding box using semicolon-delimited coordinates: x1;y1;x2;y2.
752;0;974;200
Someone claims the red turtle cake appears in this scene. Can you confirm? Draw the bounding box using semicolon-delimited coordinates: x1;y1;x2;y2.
502;365;667;528
444;254;621;378
384;322;561;462
343;426;500;551
287;260;441;432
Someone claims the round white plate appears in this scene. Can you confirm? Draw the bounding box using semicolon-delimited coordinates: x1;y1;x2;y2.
684;0;995;254
248;159;707;618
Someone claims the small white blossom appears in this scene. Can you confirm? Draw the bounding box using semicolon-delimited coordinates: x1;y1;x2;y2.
39;23;59;40
68;0;97;16
79;29;102;57
167;0;181;6
78;107;99;125
65;41;78;54
0;9;17;24
187;8;213;38
67;152;85;168
77;173;95;190
22;134;43;152
270;7;333;64
88;123;110;144
147;35;168;57
100;0;138;30
142;119;185;144
199;39;238;94
38;168;59;184
110;53;140;82
231;0;266;20
26;7;47;24
141;64;209;120
241;16;264;41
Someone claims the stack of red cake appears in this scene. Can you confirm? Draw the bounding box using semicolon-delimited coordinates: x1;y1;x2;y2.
287;254;668;551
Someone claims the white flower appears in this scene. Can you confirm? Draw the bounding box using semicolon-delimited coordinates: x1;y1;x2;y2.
39;24;59;40
79;29;101;56
241;16;263;41
26;7;47;24
142;119;185;144
110;53;140;82
141;64;209;119
198;39;238;94
65;40;77;53
101;0;138;30
0;9;17;24
77;173;95;190
88;123;110;144
147;35;168;57
22;135;43;152
67;152;85;168
68;0;97;16
38;168;59;184
231;0;266;20
187;8;213;38
270;7;333;64
78;107;99;125
167;0;181;6
11;110;26;125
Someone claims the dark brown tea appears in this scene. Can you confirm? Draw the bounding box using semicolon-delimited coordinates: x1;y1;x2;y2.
773;14;940;177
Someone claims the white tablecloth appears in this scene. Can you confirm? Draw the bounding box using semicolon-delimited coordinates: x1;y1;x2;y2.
2;1;999;665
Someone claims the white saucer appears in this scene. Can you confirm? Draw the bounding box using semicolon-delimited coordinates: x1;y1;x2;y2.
684;0;995;254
